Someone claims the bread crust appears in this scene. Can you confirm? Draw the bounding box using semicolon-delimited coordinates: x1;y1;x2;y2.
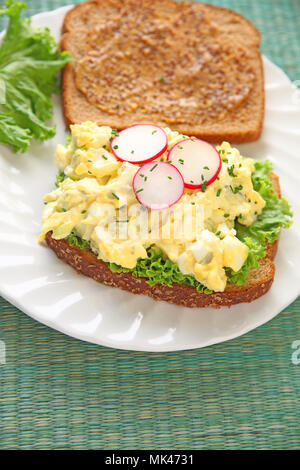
44;174;280;309
45;233;275;308
60;0;264;143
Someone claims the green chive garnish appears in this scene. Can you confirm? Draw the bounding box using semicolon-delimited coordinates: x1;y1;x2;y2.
201;181;207;192
216;189;221;197
136;188;144;194
150;163;158;172
112;192;119;200
227;165;236;177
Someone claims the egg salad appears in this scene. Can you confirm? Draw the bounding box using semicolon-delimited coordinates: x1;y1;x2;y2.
40;121;266;292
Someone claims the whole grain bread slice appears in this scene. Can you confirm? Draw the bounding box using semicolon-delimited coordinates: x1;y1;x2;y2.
60;0;264;143
45;175;280;309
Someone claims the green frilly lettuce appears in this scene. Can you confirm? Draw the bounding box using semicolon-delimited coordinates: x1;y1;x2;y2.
229;160;293;284
0;1;72;152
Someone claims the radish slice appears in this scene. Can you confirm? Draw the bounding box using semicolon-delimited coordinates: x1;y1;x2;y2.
167;139;222;189
111;124;168;164
133;161;184;210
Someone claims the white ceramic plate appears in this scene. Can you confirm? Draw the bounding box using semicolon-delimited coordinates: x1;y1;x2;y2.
0;6;299;351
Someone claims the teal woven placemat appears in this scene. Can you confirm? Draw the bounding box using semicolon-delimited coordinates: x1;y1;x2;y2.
0;0;299;450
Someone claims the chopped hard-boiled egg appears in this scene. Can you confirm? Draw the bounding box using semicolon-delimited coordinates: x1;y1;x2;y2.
41;122;266;292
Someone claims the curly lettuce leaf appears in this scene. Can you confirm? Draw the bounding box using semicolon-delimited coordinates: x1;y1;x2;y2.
110;248;211;293
65;231;91;251
55;170;66;187
229;160;293;284
64;230;210;293
0;1;72;152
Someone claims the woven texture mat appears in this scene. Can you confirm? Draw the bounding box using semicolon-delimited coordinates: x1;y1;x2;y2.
0;0;300;450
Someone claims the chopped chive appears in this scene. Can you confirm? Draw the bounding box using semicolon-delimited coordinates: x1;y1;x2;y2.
177;145;183;149
190;180;194;183
201;174;204;181
88;171;92;174
216;189;221;197
144;176;148;181
201;181;207;192
136;188;144;194
112;192;119;200
230;184;243;194
81;210;87;214
227;165;236;177
152;130;157;135
222;158;228;163
140;173;145;178
224;213;230;218
216;231;221;236
102;155;108;160
178;159;184;164
168;176;173;180
113;145;119;150
131;150;134;154
203;166;209;170
150;163;158;172
61;208;67;212
191;202;195;205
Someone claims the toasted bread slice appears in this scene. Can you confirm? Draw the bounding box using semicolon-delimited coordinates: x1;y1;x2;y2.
45;175;280;308
60;0;264;143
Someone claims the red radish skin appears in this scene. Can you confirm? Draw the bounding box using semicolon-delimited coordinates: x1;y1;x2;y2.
110;124;168;164
133;161;184;210
167;139;222;190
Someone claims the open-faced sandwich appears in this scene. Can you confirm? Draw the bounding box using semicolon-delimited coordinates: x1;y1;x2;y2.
40;122;292;308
